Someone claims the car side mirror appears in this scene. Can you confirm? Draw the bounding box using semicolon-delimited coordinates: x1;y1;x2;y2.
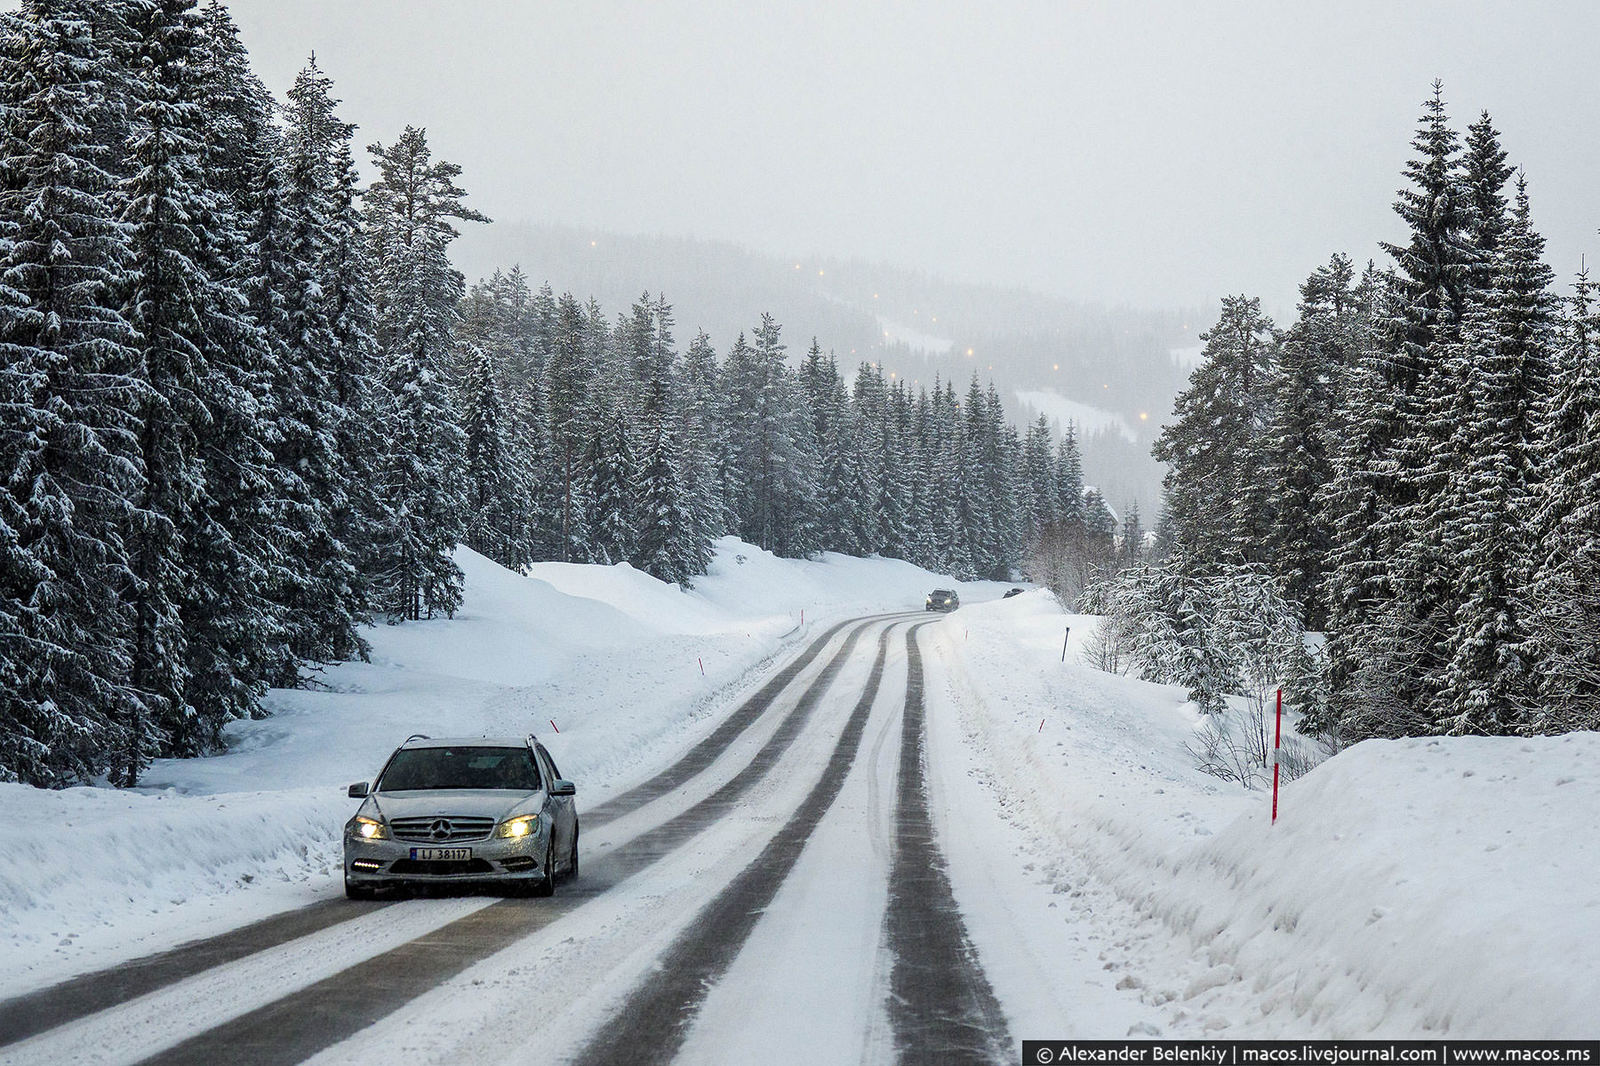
347;781;369;798
550;779;576;797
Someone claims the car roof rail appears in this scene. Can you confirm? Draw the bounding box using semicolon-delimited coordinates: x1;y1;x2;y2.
404;733;430;744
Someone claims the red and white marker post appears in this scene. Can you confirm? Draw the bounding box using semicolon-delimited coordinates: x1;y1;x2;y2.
1271;687;1283;825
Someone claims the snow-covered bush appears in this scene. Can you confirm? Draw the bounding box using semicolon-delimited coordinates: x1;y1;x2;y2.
1185;693;1324;790
1085;557;1330;783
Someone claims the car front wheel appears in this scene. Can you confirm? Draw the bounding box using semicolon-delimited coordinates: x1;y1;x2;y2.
532;840;556;898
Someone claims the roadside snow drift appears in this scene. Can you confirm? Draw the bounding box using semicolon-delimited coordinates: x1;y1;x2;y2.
927;590;1599;1038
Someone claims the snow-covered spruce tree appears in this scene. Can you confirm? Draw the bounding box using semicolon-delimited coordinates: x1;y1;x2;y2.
1521;265;1600;733
1054;422;1085;531
586;411;636;567
506;372;559;563
460;345;525;569
632;379;706;585
184;0;300;715
928;379;971;577
1461;110;1515;293
903;385;938;569
1117;501;1145;570
0;0;145;785
1313;262;1400;738
364;126;486;620
805;347;860;555
1212;562;1313;731
1375;102;1515;736
722;314;819;558
990;384;1026;577
1432;178;1555;735
321;127;387;654
881;378;917;560
1324;84;1479;740
675;328;730;551
264;52;368;670
1150;295;1276;569
118;0;231;772
959;375;997;577
868;365;913;560
1021;414;1056;548
1103;562;1236;715
1263;254;1364;628
543;292;593;562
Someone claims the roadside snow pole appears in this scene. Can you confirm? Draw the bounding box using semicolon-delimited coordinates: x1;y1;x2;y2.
698;657;705;676
1271;687;1282;825
550;719;560;734
800;609;804;626
1060;626;1071;662
1038;718;1045;733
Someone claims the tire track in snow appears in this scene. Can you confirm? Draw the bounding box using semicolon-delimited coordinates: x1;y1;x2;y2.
0;614;880;1051
568;621;913;1066
883;624;1012;1065
581;614;868;829
117;616;893;1066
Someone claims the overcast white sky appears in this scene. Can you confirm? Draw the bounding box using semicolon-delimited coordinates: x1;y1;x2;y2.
219;2;1598;314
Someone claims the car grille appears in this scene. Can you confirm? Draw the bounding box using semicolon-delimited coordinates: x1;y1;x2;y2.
388;858;495;876
389;816;496;843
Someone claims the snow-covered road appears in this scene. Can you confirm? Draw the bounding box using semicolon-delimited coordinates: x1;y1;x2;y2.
2;612;1017;1066
3;543;1594;1064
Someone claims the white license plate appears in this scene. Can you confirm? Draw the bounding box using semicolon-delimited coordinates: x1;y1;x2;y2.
409;847;471;861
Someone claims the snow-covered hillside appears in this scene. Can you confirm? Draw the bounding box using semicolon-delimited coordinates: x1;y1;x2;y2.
924;591;1600;1038
0;540;1006;995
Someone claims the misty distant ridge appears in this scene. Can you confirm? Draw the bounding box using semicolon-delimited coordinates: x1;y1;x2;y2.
452;220;1200;512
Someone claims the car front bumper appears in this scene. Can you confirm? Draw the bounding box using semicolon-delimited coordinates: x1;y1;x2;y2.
343;825;553;885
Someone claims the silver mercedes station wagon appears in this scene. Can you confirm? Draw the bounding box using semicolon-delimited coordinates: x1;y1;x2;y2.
342;734;579;900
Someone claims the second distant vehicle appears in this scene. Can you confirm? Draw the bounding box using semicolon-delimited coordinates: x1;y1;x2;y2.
925;589;960;612
1003;587;1024;598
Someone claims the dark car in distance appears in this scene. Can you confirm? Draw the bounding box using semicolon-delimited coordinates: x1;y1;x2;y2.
925;589;959;612
1003;587;1024;598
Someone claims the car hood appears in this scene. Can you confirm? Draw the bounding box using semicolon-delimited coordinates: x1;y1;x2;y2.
365;789;542;822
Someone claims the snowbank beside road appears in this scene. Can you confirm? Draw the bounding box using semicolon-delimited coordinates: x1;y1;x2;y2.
0;538;1004;994
929;590;1600;1038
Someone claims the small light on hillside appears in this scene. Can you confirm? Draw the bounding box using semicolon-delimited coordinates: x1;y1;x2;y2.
1052;363;1059;371
1139;412;1149;421
590;240;596;247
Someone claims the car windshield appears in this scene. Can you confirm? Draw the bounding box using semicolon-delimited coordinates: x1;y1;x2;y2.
378;747;541;792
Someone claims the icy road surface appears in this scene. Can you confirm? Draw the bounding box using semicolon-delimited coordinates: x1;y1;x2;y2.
0;615;1012;1065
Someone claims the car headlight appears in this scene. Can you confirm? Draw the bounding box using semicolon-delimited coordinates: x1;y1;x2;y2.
351;815;388;840
496;814;540;839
